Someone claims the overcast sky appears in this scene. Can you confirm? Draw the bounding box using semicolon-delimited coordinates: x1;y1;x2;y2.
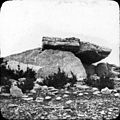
0;0;119;65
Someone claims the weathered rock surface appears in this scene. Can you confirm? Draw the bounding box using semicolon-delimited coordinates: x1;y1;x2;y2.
36;49;87;81
96;63;110;77
6;48;42;65
10;85;23;97
83;64;96;75
101;87;112;94
42;37;111;64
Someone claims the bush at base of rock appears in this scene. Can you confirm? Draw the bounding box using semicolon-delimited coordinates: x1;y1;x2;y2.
43;67;77;89
84;74;114;90
0;58;37;93
17;77;35;93
0;77;12;93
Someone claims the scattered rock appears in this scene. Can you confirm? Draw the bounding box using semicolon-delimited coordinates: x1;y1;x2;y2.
33;83;41;90
73;91;78;95
93;91;100;95
100;110;105;115
45;96;51;100
63;94;69;98
0;86;4;93
41;85;48;91
113;77;120;81
51;91;59;94
8;104;18;108
0;93;10;97
92;87;99;91
35;97;44;102
84;92;89;95
66;100;73;104
89;74;100;81
78;93;83;96
115;88;120;93
35;78;44;84
78;113;85;117
42;37;111;64
22;94;29;98
101;87;112;94
64;91;70;94
64;83;71;88
48;87;58;92
22;97;33;101
18;78;26;82
30;89;36;93
56;96;62;101
36;49;87;81
75;84;90;89
114;93;120;97
111;89;117;93
48;86;56;90
47;92;55;96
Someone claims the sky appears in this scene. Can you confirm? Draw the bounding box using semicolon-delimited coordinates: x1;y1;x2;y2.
0;0;119;66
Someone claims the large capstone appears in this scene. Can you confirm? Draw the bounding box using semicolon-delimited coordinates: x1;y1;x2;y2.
36;49;87;81
42;37;111;64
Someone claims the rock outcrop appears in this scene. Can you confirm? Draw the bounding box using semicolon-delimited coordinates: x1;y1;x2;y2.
42;37;112;64
36;49;87;81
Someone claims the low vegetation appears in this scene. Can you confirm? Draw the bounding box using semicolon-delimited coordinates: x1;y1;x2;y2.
0;58;36;93
43;68;77;89
84;74;115;90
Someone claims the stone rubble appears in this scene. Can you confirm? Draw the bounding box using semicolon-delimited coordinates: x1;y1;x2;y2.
101;87;112;94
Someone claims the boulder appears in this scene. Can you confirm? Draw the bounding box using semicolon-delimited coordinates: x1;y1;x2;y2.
36;49;87;81
10;84;23;97
83;64;96;75
96;63;110;77
42;37;111;64
101;87;112;94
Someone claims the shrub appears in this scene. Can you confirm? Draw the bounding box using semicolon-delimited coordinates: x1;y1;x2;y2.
43;68;77;89
98;76;114;90
17;67;36;93
18;77;35;93
0;58;12;92
0;58;36;93
84;74;114;90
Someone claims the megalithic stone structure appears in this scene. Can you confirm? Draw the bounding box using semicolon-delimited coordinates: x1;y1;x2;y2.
42;37;112;64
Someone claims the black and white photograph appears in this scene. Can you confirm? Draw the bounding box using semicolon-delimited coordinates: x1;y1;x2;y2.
0;0;120;119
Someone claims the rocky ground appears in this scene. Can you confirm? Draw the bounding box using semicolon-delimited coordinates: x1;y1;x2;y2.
0;86;120;120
